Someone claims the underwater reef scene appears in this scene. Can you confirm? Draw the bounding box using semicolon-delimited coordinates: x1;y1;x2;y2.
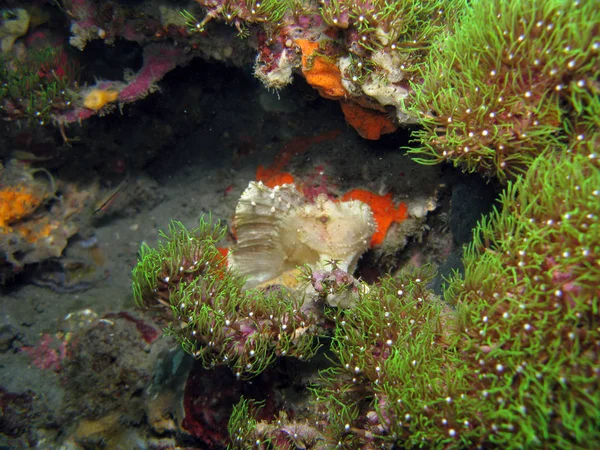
0;0;598;448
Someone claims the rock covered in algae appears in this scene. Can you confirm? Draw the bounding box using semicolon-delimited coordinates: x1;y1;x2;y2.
229;181;375;288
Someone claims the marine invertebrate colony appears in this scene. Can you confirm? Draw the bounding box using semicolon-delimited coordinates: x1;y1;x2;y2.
339;100;398;140
407;0;600;180
442;151;600;447
226;151;599;449
347;153;598;448
132;217;320;379
295;38;347;100
0;45;78;126
0;186;43;232
0;162;100;283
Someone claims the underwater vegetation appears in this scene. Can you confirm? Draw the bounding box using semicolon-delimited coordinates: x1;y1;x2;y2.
407;0;600;180
132;218;320;379
0;0;596;448
133;148;599;448
0;45;79;126
306;151;599;449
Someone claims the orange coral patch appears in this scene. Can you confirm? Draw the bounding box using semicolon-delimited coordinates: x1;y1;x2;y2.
255;129;342;188
216;247;229;270
340;101;398;140
0;186;42;231
16;219;56;243
341;189;408;246
295;39;346;99
256;168;295;188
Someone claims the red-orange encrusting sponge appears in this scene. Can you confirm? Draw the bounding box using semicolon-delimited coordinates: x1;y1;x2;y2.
295;39;347;100
0;186;42;232
216;247;230;271
15;218;56;243
255;129;342;188
340;101;398;140
256;167;295;188
341;189;408;246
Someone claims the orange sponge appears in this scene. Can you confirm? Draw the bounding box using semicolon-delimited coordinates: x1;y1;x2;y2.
15;218;56;243
256;167;295;188
341;189;408;246
340;101;397;140
255;129;342;188
83;89;119;111
295;39;346;99
0;186;42;231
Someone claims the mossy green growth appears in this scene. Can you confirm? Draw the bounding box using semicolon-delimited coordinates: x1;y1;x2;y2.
228;397;270;449
312;267;466;448
0;45;78;125
406;0;600;180
132;217;227;307
565;82;600;158
181;0;294;38
132;216;319;379
443;151;600;448
243;0;292;23
319;0;467;84
319;0;466;49
312;151;599;448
